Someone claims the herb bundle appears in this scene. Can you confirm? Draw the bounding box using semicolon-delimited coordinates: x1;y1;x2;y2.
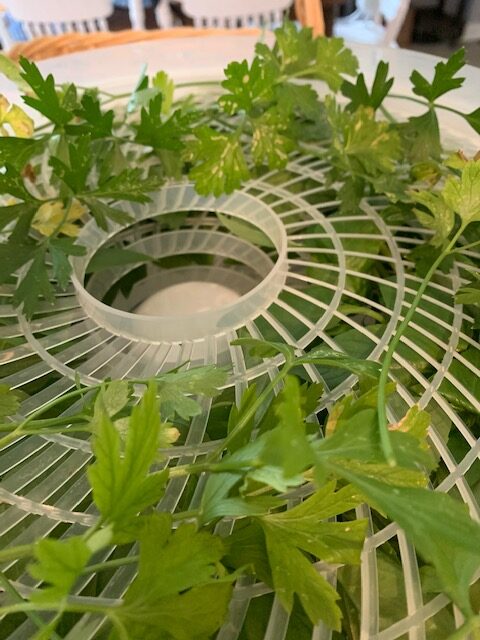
0;22;480;640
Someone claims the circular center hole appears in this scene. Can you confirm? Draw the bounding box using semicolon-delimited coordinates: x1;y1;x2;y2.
71;185;287;342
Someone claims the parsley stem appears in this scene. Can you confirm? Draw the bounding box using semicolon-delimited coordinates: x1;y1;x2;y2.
389;93;468;120
377;225;464;465
0;601;112;617
81;555;139;575
0;543;34;564
0;571;62;640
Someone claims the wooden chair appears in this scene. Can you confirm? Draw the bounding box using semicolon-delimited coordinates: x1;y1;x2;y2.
7;27;265;62
0;0;115;50
6;0;325;63
157;0;324;36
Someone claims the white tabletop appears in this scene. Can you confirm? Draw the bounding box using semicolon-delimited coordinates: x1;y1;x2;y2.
0;35;479;150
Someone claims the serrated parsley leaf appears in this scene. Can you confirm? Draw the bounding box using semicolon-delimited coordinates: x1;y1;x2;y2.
0;384;22;417
259;482;366;629
410;189;454;246
136;94;196;153
342;61;394;111
260;375;315;477
156;365;228;420
29;536;92;603
81;197;133;231
311;37;358;92
410;48;465;102
188;126;249;196
20;58;72;126
334;465;480;617
340;105;401;176
49;238;86;290
269;21;317;75
152;70;174;114
67;93;114;138
88;382;169;531
13;249;55;318
113;513;231;640
219;58;275;115
251;107;294;168
90;168;163;203
442;160;480;227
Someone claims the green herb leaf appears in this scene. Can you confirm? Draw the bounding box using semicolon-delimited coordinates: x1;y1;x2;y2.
188;126;250;196
81;197;133;231
114;513;231;640
20;58;73;126
311;37;358;92
152;70;174;114
260;376;315;476
219;58;275;115
217;212;274;248
333;464;480;617
342;61;394;111
251;107;294;168
90;168;163;203
443;160;480;227
88;382;169;532
156;365;228;420
410;189;454;246
67;93;114;138
259;482;366;629
410;49;465;102
0;384;23;417
86;247;153;274
29;536;92;603
12;249;55;318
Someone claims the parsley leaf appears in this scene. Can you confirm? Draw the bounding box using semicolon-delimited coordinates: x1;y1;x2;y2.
442;160;480;227
188;126;250;196
311;37;359;92
89;168;163;203
251;107;294;168
219;58;275;115
0;384;23;417
135;93;195;153
113;513;232;640
410;189;455;246
259;482;366;629
342;60;394;111
410;49;465;103
67;93;114;138
260;376;315;476
334;464;480;617
20;58;73;126
29;537;92;603
156;365;228;420
87;382;169;533
12;248;55;318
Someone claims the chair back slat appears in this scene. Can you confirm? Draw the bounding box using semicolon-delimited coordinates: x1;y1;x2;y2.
180;0;292;27
3;0;112;24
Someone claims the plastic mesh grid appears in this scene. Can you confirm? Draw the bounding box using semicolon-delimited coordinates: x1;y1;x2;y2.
1;148;479;640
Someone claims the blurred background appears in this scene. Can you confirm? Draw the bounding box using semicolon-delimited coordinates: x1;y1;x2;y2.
0;0;478;65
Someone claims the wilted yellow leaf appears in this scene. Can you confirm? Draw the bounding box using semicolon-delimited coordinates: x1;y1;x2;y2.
0;95;34;138
32;200;86;237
